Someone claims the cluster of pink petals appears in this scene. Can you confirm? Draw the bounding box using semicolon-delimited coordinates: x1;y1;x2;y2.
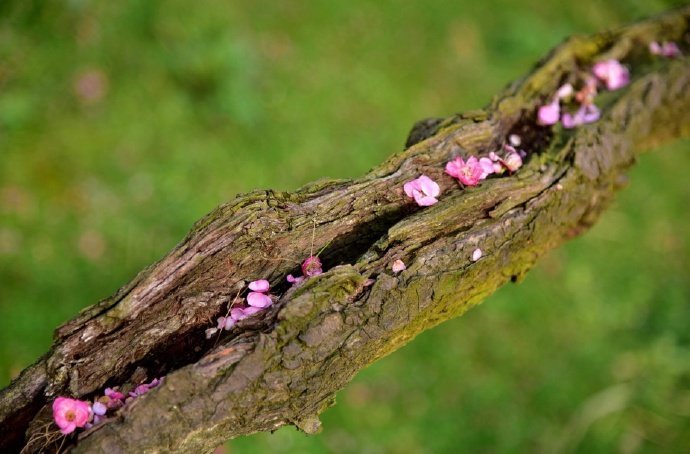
538;59;628;129
52;397;91;435
649;41;681;58
403;175;441;206
215;280;273;333
592;59;630;91
445;156;493;186
287;255;324;285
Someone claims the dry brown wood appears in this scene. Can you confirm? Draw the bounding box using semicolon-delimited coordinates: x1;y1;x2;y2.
1;6;689;453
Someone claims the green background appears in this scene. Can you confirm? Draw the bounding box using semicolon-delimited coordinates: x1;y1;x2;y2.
1;1;688;452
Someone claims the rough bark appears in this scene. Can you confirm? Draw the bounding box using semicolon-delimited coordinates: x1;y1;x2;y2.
2;6;689;453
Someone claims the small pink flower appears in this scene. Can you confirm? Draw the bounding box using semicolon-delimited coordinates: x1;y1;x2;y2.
649;41;681;58
537;100;560;126
446;157;484;186
561;104;601;129
391;259;406;273
592;59;629;90
248;279;270;292
247;291;273;308
52;397;92;435
301;256;323;277
403;175;441;206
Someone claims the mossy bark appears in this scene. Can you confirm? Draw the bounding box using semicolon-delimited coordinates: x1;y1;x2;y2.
2;6;689;453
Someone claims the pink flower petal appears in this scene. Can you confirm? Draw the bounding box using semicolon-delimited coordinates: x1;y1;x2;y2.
537;101;560;126
471;248;482;262
445;157;464;178
247;292;273;308
592;59;629;90
556;83;574;99
248;279;270;292
92;401;107;416
503;152;523;172
391;259;406;273
403;179;422;198
478;157;495;179
417;175;440;198
413;192;438;206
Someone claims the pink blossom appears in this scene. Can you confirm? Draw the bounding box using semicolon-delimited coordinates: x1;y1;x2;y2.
649;41;681;58
403;175;441;206
391;259;406;273
301;255;323;277
52;397;92;435
446;157;485;186
248;279;270;292
537;100;560;126
592;59;629;90
561;104;601;129
247;291;273;308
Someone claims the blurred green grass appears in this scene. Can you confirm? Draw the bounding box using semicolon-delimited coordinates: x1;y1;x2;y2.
1;0;689;452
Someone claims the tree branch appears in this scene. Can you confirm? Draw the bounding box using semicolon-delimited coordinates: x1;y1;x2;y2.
2;6;689;453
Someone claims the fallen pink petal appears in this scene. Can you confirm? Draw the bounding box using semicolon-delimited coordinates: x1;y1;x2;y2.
478;157;495;179
592;59;630;90
537;100;560;126
247;291;273;308
92;401;107;416
248;279;270;292
391;259;406;273
502;151;523;172
52;397;92;435
472;248;482;262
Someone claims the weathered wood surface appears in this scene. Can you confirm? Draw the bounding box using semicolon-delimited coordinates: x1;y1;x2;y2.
1;6;689;453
